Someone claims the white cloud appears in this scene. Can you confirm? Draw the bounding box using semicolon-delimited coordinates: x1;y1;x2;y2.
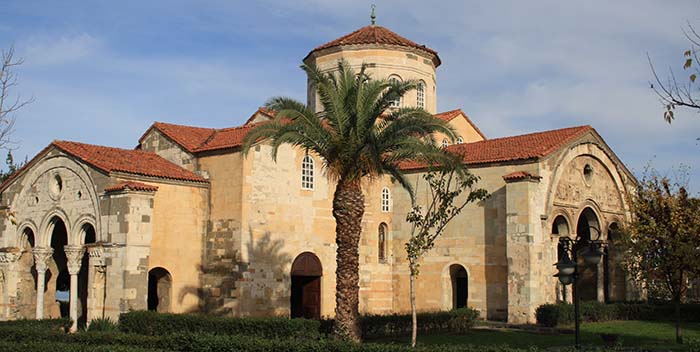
19;33;101;66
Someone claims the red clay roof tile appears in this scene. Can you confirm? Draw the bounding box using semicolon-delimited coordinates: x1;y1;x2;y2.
401;125;592;170
502;171;542;182
53;141;206;183
306;25;441;66
105;181;159;193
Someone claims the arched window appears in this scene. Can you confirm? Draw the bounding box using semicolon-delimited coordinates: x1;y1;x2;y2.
388;75;402;108
457;137;464;144
381;187;391;212
301;154;314;190
442;138;449;148
378;223;388;263
417;81;425;108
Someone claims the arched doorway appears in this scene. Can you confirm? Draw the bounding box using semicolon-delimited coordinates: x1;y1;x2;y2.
147;267;172;312
449;264;468;309
290;252;322;319
605;223;626;302
48;217;69;318
576;208;600;301
78;224;96;326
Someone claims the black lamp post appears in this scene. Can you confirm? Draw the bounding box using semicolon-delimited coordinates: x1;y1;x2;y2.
553;227;604;349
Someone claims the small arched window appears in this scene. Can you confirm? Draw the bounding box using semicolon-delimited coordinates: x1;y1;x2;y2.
388;75;402;108
457;137;464;144
417;81;425;108
381;187;391;212
442;138;449;148
301;154;314;190
378;223;388;263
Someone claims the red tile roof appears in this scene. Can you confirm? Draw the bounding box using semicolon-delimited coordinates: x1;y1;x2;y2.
305;25;441;66
105;181;159;193
502;171;542;182
53;141;207;183
244;107;277;125
401;125;593;170
434;109;487;140
146;121;258;153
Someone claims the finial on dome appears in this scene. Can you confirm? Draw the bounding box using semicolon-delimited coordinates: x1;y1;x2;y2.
370;4;376;26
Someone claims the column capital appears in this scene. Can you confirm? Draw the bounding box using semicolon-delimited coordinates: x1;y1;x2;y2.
0;247;22;263
64;245;85;275
32;247;54;272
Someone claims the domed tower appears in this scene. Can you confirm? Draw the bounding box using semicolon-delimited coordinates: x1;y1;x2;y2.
303;15;441;114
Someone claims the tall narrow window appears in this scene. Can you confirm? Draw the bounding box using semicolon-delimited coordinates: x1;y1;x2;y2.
378;223;388;263
388;75;401;108
417;81;425;108
442;138;449;148
301;154;314;190
381;187;391;212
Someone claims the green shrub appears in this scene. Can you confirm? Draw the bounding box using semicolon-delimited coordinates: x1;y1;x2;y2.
0;317;70;332
535;302;700;327
322;308;480;339
118;310;320;340
87;317;119;332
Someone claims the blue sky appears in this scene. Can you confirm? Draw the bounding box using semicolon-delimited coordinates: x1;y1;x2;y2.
1;0;699;191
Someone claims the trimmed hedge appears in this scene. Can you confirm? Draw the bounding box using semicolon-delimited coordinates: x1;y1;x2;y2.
118;310;320;340
322;308;480;339
536;302;700;327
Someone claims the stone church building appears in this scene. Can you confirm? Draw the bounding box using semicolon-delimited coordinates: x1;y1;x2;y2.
0;23;636;329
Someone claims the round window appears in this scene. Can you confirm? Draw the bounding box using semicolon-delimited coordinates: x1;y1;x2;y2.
49;174;63;199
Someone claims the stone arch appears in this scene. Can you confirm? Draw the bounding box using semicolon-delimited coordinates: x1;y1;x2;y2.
13;154;102;243
441;262;470;310
77;222;96;326
290;252;322;319
148;267;172;313
14;226;38;318
575;207;601;302
47;216;70;319
40;209;71;248
545;141;630;220
604;221;626;302
72;215;98;245
551;214;571;237
16;221;38;248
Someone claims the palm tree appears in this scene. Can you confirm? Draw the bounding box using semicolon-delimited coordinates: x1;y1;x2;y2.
242;61;459;342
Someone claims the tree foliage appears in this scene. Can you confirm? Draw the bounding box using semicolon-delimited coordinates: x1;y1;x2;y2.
404;169;488;347
620;172;700;343
242;60;460;342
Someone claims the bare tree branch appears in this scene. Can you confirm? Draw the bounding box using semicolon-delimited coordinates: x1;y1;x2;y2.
0;44;33;150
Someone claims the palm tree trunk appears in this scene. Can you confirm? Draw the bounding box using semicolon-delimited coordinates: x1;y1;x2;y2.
410;262;418;348
332;178;364;342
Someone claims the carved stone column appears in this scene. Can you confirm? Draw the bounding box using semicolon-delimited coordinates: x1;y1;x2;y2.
0;247;22;319
32;247;54;319
64;245;84;332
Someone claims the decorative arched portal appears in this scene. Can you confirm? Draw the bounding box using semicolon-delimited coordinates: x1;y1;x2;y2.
147;267;172;313
449;264;468;309
605;222;626;302
48;217;69;318
290;252;322;319
575;208;601;301
78;224;96;327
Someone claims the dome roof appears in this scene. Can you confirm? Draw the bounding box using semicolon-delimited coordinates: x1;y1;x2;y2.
305;25;441;67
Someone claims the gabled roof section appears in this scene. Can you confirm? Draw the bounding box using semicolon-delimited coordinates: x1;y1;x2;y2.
434;109;487;140
105;181;159;193
142;122;215;152
305;25;441;66
401;125;593;170
53;141;207;183
244;107;277;125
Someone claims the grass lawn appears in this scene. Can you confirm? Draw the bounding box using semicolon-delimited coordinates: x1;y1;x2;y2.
369;321;700;350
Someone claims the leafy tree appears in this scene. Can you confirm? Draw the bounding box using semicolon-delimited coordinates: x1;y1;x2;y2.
0;150;26;182
242;61;459;342
620;173;700;344
405;169;487;347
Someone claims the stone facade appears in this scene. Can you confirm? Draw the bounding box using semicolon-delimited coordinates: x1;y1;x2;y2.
0;23;637;326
